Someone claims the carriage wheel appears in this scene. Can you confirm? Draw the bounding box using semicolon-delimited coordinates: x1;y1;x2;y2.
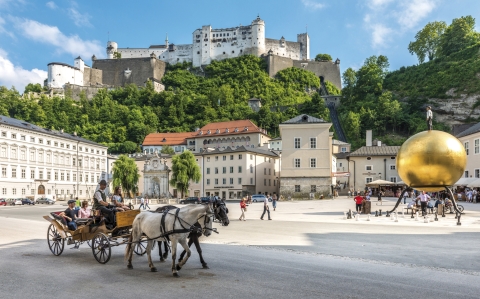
47;224;64;256
92;233;111;264
86;240;92;248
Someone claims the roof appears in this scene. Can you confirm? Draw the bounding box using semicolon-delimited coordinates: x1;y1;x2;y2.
333;139;349;145
142;132;193;146
455;122;480;138
47;62;80;71
0;115;107;147
281;114;326;124
334;152;349;159
270;137;282;141
201;145;278;157
196;120;266;137
348;146;400;157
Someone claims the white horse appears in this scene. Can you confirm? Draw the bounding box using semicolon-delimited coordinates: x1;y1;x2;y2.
125;203;214;277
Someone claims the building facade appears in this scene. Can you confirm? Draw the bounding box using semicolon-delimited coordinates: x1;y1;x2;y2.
0;116;108;200
456;122;480;179
279;114;333;198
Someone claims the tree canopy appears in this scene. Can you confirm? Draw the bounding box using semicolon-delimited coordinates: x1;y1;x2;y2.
408;21;447;63
315;54;332;61
112;155;140;198
169;151;201;198
440;16;479;57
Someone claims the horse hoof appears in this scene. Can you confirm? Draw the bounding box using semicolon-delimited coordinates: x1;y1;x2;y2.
173;273;179;277
176;265;182;271
127;265;133;270
151;267;157;272
160;258;165;262
163;253;168;259
202;264;210;269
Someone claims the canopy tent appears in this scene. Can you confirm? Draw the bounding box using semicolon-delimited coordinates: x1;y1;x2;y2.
396;181;406;185
454;177;477;186
366;179;396;186
467;178;480;188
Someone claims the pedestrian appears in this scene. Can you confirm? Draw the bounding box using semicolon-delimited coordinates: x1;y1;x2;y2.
348;189;351;198
138;197;145;210
75;197;81;210
403;192;407;204
354;192;364;214
377;190;382;202
144;196;150;210
272;193;277;211
417;191;431;216
260;195;271;220
426;106;433;131
239;198;247;221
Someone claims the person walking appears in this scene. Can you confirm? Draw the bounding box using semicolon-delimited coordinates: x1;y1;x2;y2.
144;196;150;210
260;195;271;220
417;191;431;216
354;192;364;214
239;198;247;221
138;197;145;210
272;193;277;211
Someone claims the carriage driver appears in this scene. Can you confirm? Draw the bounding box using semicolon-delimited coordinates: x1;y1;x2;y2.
93;180;115;230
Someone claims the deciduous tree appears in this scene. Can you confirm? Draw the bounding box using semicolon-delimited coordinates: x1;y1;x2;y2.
112;155;140;198
169;151;201;198
408;21;447;63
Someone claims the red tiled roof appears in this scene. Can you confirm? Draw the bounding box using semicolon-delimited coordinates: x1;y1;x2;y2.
196;120;265;137
142;132;193;146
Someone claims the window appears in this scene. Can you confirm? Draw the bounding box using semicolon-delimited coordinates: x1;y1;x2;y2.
476;169;480;178
79;159;82;167
207;168;210;174
230;178;233;184
215;156;218;161
294;138;301;149
250;165;253;173
310;138;316;149
39;152;43;162
230;166;234;173
21;169;26;178
207;157;210;162
30;170;35;179
1;131;5;137
20;150;26;160
390;165;396;170
250;178;253;184
85;174;89;182
223;155;226;161
238;166;242;173
310;158;316;168
215;178;218;184
465;142;470;155
0;147;5;158
30;137;35;142
294;158;300;168
264;168;266;175
390;177;397;183
73;173;76;181
366;177;373;184
39;170;44;180
475;139;479;154
46;154;50;163
66;173;70;181
91;175;94;183
295;185;300;192
269;179;271;186
341;147;347;153
366;165;372;171
79;174;82;182
214;167;218;174
54;142;58;147
11;149;17;159
66;144;70;149
1;188;5;195
264;179;266;186
311;185;316;192
207;179;210;185
238;178;242;184
230;155;234;160
222;167;226;174
73;158;76;166
20;135;25;141
465;171;469;178
30;151;35;161
238;154;242;160
21;188;25;195
222;178;226;184
30;189;34;195
47;171;51;180
274;180;276;186
39;138;43;144
11;133;16;139
60;143;64;148
47;140;51;145
250;155;253;160
11;168;16;178
12;188;16;195
55;171;58;180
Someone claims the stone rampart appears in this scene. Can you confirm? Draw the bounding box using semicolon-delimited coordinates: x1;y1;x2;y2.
280;177;332;199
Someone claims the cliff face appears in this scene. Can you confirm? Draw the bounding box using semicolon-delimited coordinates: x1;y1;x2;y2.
431;88;480;125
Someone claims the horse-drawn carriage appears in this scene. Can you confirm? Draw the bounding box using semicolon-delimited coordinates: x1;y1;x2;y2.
43;209;149;264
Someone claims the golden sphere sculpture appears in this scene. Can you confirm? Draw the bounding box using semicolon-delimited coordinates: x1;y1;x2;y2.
396;130;466;192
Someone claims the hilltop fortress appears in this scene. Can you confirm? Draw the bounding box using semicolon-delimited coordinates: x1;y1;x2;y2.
45;16;341;99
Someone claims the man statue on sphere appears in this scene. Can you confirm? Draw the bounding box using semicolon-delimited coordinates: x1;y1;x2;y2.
426;106;433;131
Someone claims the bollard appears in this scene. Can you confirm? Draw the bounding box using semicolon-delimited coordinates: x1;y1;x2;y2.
386;211;390;217
394;213;398;222
375;210;378;217
442;206;445;217
347;209;352;219
402;207;405;218
434;212;438;221
457;213;462;226
343;211;347;220
379;209;382;216
424;216;428;223
415;212;419;221
355;214;359;221
367;214;371;221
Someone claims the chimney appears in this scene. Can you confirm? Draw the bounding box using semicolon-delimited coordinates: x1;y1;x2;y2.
366;130;372;146
377;140;382;147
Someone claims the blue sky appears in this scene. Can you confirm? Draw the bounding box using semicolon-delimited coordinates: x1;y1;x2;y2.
0;0;479;91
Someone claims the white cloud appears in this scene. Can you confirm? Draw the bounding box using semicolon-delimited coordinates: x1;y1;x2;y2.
301;0;325;10
396;0;436;30
371;23;393;48
46;1;57;9
15;18;103;59
68;7;92;27
367;0;394;9
0;48;47;91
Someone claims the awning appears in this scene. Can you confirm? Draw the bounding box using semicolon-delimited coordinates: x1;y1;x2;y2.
332;172;350;177
467;178;480;188
396;181;406;185
366;179;396;186
454;177;477;186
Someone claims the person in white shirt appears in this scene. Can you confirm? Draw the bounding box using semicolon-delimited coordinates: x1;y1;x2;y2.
260;195;271;220
426;106;433;130
417;191;431;216
138;197;145;210
467;190;473;203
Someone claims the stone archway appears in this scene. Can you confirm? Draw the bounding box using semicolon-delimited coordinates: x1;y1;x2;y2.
38;185;45;195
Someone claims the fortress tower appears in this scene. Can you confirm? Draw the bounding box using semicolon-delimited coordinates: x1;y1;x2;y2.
251;16;266;56
106;41;118;59
297;33;310;60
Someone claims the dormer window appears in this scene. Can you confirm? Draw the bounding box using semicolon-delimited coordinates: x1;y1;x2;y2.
244;127;248;131
162;138;166;142
207;130;211;134
199;130;203;135
215;129;220;134
234;128;239;132
225;128;229;133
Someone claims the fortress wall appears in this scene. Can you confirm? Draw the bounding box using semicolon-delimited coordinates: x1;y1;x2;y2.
64;84;107;100
293;60;342;90
264;54;294;77
83;67;103;86
264;39;302;60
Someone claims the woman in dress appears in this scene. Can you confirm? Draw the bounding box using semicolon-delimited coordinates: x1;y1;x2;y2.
112;186;130;211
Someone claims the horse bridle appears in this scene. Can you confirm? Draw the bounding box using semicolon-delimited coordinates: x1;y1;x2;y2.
197;205;217;234
213;201;228;224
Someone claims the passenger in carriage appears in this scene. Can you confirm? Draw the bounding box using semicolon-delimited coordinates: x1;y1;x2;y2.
63;200;78;231
78;201;91;218
112;186;130;211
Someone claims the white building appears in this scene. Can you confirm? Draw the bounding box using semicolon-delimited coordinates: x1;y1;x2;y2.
47;57;86;89
0;115;108;200
108;16;309;67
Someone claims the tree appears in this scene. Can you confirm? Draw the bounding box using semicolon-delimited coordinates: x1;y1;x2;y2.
24;83;42;94
113;52;122;59
161;145;175;155
408;21;447;63
440;16;479;57
169;151;201;198
112;155;140;198
315;54;332;61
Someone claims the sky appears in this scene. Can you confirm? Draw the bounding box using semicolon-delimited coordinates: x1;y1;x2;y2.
0;0;479;92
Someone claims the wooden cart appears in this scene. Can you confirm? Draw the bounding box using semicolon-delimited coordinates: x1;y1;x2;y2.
43;209;150;264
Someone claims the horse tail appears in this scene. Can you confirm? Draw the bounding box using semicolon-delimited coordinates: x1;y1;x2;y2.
125;215;141;262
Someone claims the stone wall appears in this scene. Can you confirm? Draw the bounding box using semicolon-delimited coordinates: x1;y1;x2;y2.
83;67;103;86
92;57;166;87
265;54;294;77
280;177;332;199
64;84;108;100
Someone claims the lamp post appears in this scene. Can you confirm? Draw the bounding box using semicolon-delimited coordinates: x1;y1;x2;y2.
163;158;169;198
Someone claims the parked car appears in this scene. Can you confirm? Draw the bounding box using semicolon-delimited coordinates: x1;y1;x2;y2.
36;197;56;205
0;199;7;206
20;198;35;205
251;194;271;202
179;197;200;204
9;199;23;206
200;197;212;203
